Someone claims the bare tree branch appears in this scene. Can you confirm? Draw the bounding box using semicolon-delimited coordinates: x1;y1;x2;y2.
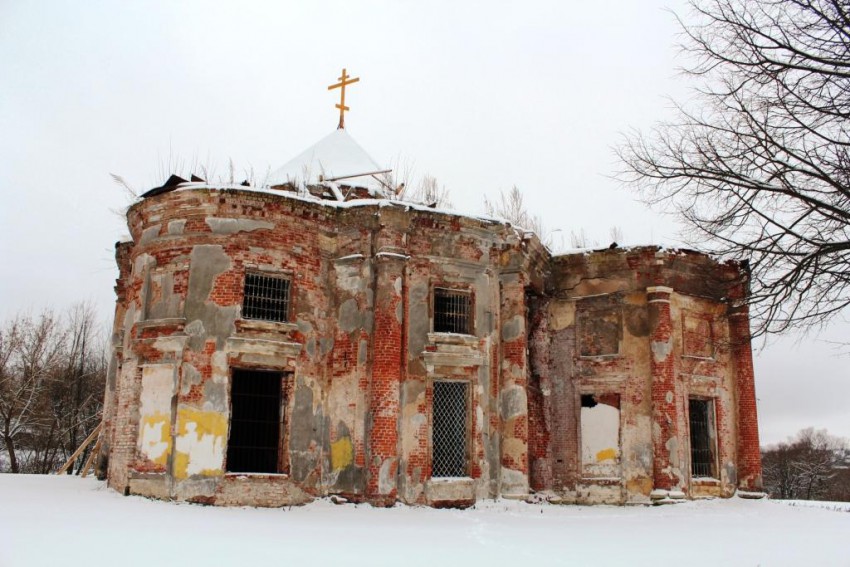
618;0;850;336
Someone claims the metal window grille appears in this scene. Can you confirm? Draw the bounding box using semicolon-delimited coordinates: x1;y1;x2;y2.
226;369;283;474
434;288;472;334
689;399;714;477
243;272;291;322
432;381;469;477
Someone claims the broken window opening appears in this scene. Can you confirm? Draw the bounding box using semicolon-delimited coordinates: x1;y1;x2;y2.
432;380;469;477
226;369;286;474
433;287;472;335
689;398;716;478
242;272;291;323
580;393;621;477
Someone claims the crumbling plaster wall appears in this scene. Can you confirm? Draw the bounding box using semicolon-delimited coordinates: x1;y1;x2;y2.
103;188;548;507
101;187;757;508
529;247;749;504
106;190;341;504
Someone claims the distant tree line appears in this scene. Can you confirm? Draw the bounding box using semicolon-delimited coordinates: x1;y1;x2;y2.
0;305;106;474
762;428;850;502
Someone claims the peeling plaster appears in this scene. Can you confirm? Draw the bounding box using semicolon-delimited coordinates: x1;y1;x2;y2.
501;315;523;342
167;219;186;235
173;408;227;478
651;339;672;362
137;365;175;465
500;386;527;420
378;458;397;495
205;217;274;234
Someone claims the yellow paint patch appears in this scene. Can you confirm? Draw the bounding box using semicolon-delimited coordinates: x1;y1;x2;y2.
173;408;228;479
331;436;353;471
596;448;618;462
177;407;228;437
139;413;172;465
173;452;189;480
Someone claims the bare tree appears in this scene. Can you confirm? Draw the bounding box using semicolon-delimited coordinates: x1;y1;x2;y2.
762;427;849;501
383;158;453;209
0;306;107;474
484;186;553;248
618;0;850;336
404;175;452;209
0;312;65;473
50;304;107;474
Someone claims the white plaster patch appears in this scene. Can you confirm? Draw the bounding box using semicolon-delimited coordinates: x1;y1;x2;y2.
137;365;175;460
651;339;672;362
185;319;205;337
581;402;620;475
211;351;228;383
500;466;528;495
175;421;225;476
335;264;365;294
205;217;274;234
167;219;186;235
501;385;527;420
133;253;153;277
152;335;187;353
378;458;397;494
140;421;169;461
139;366;174;420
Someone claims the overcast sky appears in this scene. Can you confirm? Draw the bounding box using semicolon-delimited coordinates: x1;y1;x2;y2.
1;0;846;445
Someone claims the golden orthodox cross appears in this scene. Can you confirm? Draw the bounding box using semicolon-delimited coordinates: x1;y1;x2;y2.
327;68;360;129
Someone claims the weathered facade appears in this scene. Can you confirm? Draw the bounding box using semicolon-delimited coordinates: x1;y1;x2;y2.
98;134;762;507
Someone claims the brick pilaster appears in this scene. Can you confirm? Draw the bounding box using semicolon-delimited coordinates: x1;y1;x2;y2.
729;300;763;491
647;286;683;491
365;253;406;504
499;275;529;496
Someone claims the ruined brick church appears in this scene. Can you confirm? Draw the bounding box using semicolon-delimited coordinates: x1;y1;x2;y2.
99;74;762;507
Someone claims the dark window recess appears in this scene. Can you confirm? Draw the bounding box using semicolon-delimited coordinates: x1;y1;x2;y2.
242;272;291;322
226;369;283;474
434;288;472;334
689;399;714;477
432;381;469;477
581;394;598;408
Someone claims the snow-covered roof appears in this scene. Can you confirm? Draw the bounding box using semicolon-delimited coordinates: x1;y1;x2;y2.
267;129;391;198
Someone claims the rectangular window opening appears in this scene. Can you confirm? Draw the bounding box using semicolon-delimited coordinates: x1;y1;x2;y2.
226;369;285;474
434;288;472;335
432;381;469;477
243;272;291;322
689;398;716;478
580;393;621;477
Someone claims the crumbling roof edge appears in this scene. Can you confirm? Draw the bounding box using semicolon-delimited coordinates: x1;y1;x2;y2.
551;244;744;266
137;181;522;228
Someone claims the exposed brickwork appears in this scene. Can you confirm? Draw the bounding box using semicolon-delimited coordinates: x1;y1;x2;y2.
729;300;764;491
366;253;405;504
101;186;761;508
648;287;682;491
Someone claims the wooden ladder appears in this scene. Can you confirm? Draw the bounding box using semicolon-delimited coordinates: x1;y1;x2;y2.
56;421;103;476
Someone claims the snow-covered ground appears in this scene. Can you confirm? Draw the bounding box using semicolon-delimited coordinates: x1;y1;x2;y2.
0;476;847;567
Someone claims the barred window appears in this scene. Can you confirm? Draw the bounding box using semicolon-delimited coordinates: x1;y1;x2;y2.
689;398;716;477
433;288;472;334
242;272;291;322
226;369;285;474
432;381;469;477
